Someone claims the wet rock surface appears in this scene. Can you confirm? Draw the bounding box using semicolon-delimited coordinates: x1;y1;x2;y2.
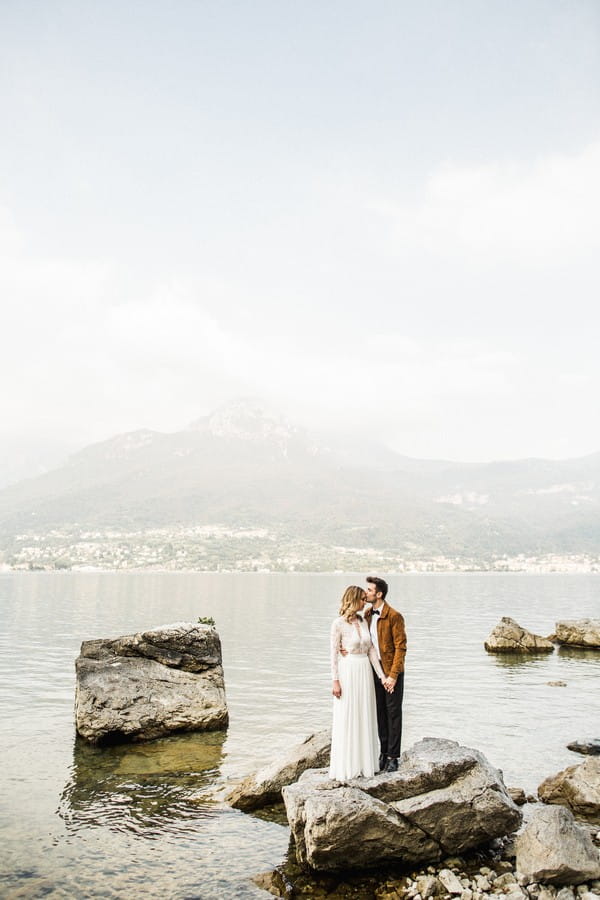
75;622;228;744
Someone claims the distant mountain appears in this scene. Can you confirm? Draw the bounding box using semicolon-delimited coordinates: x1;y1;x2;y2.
1;399;599;560
0;435;76;489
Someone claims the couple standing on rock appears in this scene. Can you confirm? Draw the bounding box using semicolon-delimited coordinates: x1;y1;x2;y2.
329;576;407;780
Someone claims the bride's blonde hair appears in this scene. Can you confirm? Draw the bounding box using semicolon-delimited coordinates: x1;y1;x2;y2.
339;585;366;621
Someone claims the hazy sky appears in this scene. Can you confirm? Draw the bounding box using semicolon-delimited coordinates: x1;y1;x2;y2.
2;0;600;467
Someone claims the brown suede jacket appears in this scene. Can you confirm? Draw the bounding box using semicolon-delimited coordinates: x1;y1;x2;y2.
366;602;407;678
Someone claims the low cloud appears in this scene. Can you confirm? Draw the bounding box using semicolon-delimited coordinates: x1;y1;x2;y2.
2;142;600;463
389;141;600;264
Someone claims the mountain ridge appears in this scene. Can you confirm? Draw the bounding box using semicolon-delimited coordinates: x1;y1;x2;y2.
1;401;599;565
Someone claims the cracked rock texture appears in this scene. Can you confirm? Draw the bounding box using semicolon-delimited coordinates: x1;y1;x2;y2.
516;804;600;885
555;619;600;648
538;758;600;825
282;737;522;871
484;617;554;653
75;622;228;744
227;729;331;810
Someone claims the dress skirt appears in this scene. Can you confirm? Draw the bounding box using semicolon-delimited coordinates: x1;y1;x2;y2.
329;652;379;780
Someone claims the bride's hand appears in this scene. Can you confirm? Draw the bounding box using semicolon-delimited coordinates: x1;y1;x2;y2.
332;679;342;698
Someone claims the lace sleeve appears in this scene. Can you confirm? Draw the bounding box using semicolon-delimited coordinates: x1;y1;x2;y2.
330;618;342;680
368;641;384;680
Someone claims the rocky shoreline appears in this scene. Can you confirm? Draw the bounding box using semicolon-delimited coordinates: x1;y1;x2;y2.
253;833;600;899
224;733;600;899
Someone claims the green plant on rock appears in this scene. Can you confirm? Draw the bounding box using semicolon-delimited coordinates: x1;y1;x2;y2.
197;616;216;627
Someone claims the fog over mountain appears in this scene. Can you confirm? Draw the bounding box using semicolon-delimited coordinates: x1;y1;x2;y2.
1;400;599;568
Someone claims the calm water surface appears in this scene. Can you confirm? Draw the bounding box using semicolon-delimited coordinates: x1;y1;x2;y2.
0;572;599;898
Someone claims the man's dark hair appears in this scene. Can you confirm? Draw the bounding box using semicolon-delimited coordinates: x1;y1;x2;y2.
366;575;388;600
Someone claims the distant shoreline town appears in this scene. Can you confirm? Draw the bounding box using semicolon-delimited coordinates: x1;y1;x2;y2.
2;525;599;574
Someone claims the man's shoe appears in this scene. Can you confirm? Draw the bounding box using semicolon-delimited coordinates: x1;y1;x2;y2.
384;757;399;773
378;754;387;773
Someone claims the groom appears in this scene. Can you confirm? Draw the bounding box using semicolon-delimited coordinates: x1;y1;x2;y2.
366;575;407;774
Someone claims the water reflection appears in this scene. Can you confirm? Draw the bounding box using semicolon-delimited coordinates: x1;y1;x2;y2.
557;645;600;662
488;652;557;670
59;730;226;836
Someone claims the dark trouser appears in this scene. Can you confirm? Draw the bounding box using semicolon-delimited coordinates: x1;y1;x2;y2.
373;669;404;758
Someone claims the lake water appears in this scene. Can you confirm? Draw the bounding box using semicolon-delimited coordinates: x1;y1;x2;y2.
0;572;599;898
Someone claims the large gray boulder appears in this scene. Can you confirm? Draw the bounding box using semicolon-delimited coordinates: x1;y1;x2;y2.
282;737;522;871
555;619;600;648
227;730;331;811
484;617;554;653
538;758;600;825
515;804;600;885
75;622;228;744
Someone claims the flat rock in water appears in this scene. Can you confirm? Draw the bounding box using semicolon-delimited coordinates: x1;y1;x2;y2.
484;617;554;653
75;622;228;744
538;758;600;825
282;737;522;871
567;740;600;756
226;730;331;810
555;619;600;648
515;804;600;885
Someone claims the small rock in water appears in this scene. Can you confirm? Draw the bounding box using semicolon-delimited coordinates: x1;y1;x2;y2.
485;618;555;654
567;740;600;757
547;681;567;687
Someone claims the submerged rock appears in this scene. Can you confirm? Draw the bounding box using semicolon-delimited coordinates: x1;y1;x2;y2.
555;619;600;648
538;758;600;825
227;729;331;811
515;804;600;885
484;617;554;653
75;622;228;744
282;737;522;871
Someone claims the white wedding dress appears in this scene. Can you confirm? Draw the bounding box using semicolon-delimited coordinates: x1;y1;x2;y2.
329;615;384;780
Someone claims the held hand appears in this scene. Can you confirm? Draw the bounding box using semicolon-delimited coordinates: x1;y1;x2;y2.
379;676;391;694
332;679;342;698
383;675;397;693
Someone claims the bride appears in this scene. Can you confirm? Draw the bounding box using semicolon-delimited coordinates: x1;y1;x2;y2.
329;585;386;780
